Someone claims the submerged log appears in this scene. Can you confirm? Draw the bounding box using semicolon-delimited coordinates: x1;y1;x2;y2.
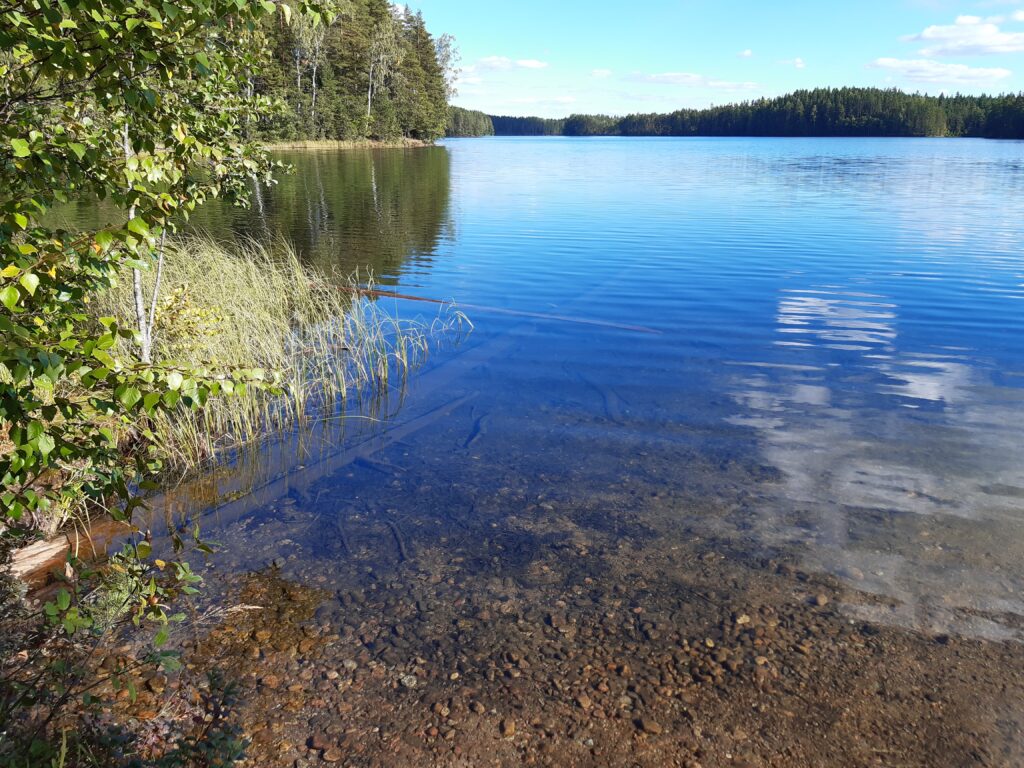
350;287;663;335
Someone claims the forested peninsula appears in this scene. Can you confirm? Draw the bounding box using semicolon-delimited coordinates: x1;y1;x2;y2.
447;88;1024;139
254;0;454;142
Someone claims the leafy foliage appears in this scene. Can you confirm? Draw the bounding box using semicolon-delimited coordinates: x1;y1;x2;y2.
0;0;324;528
0;0;323;762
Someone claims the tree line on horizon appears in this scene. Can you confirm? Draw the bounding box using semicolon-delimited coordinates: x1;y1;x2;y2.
447;88;1024;139
253;0;455;142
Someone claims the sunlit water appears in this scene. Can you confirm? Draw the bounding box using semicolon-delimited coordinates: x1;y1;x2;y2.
115;138;1024;764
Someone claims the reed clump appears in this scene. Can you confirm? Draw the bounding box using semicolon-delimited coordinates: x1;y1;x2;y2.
94;236;468;473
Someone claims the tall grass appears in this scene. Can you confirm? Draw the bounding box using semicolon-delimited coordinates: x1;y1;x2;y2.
94;236;468;474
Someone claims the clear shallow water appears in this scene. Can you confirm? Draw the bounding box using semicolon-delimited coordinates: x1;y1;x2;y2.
145;138;1024;765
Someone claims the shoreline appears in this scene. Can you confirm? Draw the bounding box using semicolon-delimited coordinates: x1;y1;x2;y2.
265;138;432;150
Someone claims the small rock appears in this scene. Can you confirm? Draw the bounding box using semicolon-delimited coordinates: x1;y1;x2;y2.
840;566;865;581
575;693;592;710
146;675;167;694
637;717;663;735
814;594;829;607
261;674;280;689
399;674;418;689
322;748;343;763
499;719;516;738
471;701;486;714
308;733;332;751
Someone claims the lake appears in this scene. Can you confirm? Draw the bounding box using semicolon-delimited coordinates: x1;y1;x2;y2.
142;138;1024;766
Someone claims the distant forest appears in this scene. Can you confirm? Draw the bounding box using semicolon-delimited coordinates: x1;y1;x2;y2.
253;0;455;142
447;88;1024;140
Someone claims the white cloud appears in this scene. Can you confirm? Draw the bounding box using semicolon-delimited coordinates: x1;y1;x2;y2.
738;49;754;58
871;57;1012;85
905;15;1024;56
1014;10;1024;21
503;96;576;106
640;72;704;85
472;56;513;71
633;72;758;91
468;56;550;72
779;57;806;69
591;68;613;78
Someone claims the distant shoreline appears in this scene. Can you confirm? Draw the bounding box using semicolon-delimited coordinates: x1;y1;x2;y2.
446;89;1024;140
265;138;432;150
444;134;1000;140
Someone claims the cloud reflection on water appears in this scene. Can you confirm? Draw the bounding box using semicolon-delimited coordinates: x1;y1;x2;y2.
730;286;1024;642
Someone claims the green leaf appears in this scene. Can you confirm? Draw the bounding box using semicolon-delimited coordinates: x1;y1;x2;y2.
56;589;71;611
143;391;162;412
19;272;39;295
126;218;149;237
67;143;87;160
10;138;30;157
165;371;183;390
0;285;19;311
137;541;152;558
117;386;142;409
37;433;55;457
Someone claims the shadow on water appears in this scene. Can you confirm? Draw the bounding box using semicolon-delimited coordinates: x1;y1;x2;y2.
191;147;453;281
52;146;453;284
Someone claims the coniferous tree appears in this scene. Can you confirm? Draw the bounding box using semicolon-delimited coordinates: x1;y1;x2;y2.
483;88;1024;140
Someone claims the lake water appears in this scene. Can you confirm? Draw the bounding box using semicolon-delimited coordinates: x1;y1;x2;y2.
142;138;1024;766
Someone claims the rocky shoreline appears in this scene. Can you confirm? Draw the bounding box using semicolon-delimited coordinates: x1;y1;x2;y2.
95;433;1024;767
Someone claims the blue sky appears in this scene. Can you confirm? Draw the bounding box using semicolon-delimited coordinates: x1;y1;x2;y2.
403;0;1024;117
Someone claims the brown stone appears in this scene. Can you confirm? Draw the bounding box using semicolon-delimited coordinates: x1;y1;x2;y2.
637;717;663;735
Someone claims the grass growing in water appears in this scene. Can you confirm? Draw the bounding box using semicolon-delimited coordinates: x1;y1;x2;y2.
95;236;468;474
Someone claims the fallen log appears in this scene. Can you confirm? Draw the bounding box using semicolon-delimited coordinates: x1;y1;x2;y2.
11;519;134;590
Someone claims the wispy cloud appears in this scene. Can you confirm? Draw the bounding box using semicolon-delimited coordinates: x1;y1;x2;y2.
503;95;577;106
871;57;1012;85
468;56;550;72
632;72;758;90
779;57;806;69
591;68;613;78
738;49;754;58
905;15;1024;56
